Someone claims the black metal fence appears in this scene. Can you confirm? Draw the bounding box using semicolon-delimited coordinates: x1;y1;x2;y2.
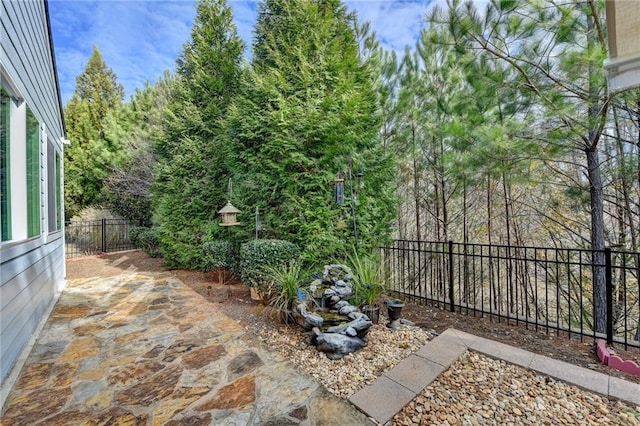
382;240;640;350
65;219;140;258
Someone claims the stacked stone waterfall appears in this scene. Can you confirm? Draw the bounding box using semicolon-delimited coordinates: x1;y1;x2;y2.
293;264;373;360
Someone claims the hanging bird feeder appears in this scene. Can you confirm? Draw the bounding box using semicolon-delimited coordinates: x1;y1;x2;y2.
218;201;241;226
334;172;345;206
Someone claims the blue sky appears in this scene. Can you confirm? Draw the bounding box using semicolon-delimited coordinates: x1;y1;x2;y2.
49;0;449;105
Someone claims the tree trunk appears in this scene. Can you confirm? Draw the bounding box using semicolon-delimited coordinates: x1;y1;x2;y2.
586;147;607;334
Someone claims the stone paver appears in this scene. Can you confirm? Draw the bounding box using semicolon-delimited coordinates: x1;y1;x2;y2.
384;355;443;393
0;264;371;425
529;353;609;395
469;335;536;369
414;334;465;368
349;375;415;425
609;376;640;405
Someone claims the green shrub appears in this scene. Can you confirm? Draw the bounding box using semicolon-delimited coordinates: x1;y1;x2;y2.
240;239;301;288
348;249;386;306
129;226;160;257
262;261;307;320
202;240;233;271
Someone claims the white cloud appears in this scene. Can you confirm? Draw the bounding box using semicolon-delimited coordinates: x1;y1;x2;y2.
49;0;489;105
346;0;434;52
49;0;196;104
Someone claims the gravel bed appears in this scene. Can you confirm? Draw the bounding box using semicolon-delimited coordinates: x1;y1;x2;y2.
248;317;640;425
393;351;640;426
249;318;433;399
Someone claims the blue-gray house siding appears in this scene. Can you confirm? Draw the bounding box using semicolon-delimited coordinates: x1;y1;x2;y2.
0;0;66;385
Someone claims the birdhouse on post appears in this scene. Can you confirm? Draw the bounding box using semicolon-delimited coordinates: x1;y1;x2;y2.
218;201;241;226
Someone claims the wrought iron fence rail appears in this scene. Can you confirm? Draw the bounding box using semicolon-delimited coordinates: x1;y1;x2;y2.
65;219;140;258
382;240;640;350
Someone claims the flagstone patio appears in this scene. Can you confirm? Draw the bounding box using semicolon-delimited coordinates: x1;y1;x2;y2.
1;266;371;425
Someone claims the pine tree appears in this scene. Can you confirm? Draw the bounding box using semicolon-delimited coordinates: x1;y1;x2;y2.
64;46;125;217
429;0;610;332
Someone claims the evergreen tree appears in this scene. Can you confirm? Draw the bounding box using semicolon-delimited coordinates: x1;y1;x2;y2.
228;0;396;265
429;0;610;332
152;0;245;268
64;46;125;217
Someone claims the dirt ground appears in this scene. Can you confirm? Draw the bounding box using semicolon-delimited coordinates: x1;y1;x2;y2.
65;251;640;385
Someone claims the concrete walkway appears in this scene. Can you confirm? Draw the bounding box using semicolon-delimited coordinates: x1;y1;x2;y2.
350;328;640;424
1;268;370;425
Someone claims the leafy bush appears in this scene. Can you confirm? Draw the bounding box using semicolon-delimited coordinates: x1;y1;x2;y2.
202;240;233;271
240;239;301;288
129;226;160;257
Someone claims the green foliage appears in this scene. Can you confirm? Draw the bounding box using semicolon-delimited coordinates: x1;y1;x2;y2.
227;0;397;265
128;226;160;257
261;261;307;317
64;46;125;217
201;240;233;271
152;0;245;269
348;249;385;306
104;75;174;225
239;239;301;288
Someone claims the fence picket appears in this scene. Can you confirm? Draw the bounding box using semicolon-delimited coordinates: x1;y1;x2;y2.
382;240;640;350
65;219;139;258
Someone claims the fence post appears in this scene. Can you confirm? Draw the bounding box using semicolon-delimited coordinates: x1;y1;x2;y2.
448;240;454;312
101;219;107;253
605;247;613;345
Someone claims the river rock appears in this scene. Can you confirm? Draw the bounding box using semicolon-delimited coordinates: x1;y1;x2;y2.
338;305;357;315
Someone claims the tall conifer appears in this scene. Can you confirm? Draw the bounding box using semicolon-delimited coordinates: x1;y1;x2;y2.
64;46;124;217
228;0;396;264
153;0;244;268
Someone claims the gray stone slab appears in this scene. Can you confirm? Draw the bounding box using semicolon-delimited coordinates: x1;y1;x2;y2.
415;334;467;368
448;328;480;347
608;376;640;405
435;328;473;347
349;375;416;425
529;354;609;395
384;354;445;393
469;336;536;369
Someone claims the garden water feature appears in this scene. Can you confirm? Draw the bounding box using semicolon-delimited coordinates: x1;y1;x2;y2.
293;264;374;359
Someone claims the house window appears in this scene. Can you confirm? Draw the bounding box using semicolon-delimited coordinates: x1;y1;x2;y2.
1;88;10;241
47;141;61;232
26;107;40;237
56;151;61;230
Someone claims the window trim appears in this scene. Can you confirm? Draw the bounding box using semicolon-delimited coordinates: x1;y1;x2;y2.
26;106;41;237
1;87;12;241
